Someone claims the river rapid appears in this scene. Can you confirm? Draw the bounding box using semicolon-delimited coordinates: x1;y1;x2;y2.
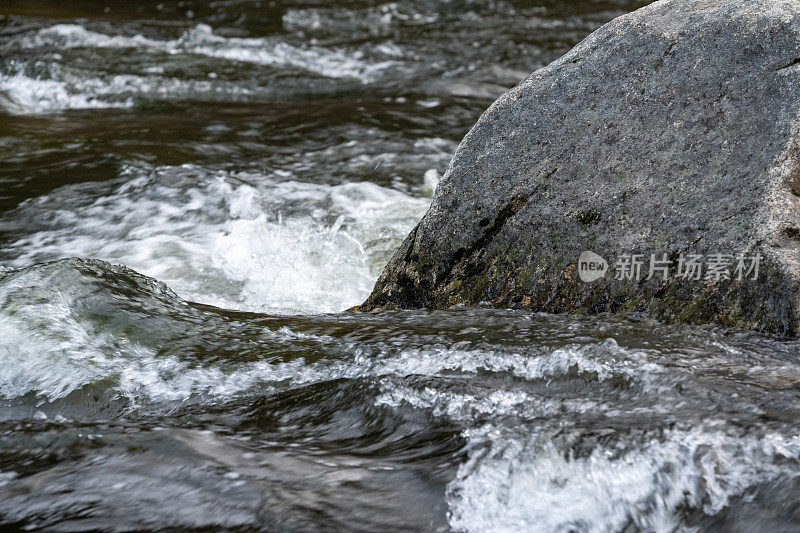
3;1;800;531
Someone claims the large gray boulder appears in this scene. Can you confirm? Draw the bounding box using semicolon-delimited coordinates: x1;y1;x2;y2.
360;0;800;335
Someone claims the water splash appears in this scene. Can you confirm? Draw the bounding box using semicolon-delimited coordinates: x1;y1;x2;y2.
447;424;800;532
1;165;430;313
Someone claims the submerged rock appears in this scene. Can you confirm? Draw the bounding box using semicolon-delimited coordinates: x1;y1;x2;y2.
360;0;800;335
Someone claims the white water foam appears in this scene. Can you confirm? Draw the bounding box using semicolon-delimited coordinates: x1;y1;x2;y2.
0;71;129;114
5;282;795;533
23;23;399;82
0;471;17;488
446;424;800;533
1;165;430;314
4;321;665;407
20;24;398;82
0;266;656;404
1;23;403;113
0;67;266;115
371;339;666;394
0;258;326;401
0;266;159;400
4;266;799;532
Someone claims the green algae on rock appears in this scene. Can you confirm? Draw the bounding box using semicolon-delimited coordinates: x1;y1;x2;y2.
360;0;800;335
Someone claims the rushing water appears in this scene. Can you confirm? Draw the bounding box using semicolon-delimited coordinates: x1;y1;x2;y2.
3;1;800;532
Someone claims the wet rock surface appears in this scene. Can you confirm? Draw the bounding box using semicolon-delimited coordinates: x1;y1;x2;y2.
361;0;800;335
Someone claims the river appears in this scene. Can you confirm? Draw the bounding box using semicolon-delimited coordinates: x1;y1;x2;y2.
3;1;800;531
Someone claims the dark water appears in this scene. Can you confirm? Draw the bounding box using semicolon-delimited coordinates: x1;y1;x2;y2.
3;1;800;532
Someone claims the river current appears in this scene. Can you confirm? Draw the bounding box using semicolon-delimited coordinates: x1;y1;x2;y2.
3;1;800;531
